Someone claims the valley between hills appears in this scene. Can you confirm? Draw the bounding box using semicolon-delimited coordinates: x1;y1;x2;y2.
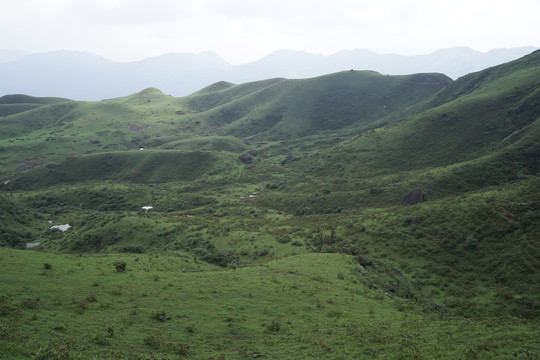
0;50;539;359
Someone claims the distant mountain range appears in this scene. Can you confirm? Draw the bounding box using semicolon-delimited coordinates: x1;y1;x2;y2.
0;46;537;100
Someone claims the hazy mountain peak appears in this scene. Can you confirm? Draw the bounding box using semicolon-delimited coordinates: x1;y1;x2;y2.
0;49;30;64
431;46;476;54
136;51;229;65
0;46;537;100
17;50;114;66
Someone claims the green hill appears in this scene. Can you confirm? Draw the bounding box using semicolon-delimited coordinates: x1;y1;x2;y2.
7;150;240;189
0;94;72;117
0;70;451;179
0;52;539;359
286;50;540;194
0;94;72;105
177;71;451;140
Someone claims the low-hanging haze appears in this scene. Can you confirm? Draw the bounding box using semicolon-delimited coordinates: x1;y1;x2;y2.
1;0;539;64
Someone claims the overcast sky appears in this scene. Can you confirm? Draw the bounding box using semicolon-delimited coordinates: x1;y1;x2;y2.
1;0;538;64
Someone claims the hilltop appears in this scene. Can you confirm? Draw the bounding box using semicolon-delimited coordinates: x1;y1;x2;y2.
0;51;539;359
0;94;72;117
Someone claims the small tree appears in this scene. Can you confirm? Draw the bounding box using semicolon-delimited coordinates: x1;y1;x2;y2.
305;221;336;253
89;233;106;252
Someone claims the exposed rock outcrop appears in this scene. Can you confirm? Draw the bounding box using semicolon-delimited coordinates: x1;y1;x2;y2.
402;188;424;205
239;153;253;163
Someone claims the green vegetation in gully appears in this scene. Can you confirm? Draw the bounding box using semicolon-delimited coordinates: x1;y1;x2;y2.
0;51;539;359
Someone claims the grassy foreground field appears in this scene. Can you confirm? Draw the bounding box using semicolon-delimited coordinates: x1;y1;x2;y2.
1;248;539;359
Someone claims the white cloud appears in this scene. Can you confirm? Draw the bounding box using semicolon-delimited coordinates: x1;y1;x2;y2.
344;5;390;22
0;0;538;63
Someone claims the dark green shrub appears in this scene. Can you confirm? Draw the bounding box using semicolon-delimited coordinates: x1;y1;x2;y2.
75;300;88;314
185;324;196;333
151;310;169;321
257;248;269;257
107;325;115;337
32;340;70;360
276;235;292;243
0;294;19;317
43;263;52;270
118;245;145;253
264;320;281;333
465;235;478;249
512;349;538;359
202;249;238;267
91;333;111;346
168;342;190;356
113;261;127;272
110;288;123;296
144;330;163;348
193;247;210;258
21;297;40;309
356;255;373;267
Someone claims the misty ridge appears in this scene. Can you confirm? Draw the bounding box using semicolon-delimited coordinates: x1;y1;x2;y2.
0;46;537;101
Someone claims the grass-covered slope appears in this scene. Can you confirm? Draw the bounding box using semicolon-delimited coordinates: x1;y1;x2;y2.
1;248;538;359
0;71;450;178
286;49;539;195
179;71;451;140
347;178;540;318
5;150;240;190
430;49;540;107
0;94;72;117
4;177;538;319
0;94;72;105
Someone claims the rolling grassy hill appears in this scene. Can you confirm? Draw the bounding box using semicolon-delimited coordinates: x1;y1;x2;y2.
177;71;451;140
0;94;72;117
0;71;451;180
7;150;241;189
0;51;539;359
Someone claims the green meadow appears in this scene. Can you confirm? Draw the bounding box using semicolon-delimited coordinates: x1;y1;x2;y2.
1;249;539;359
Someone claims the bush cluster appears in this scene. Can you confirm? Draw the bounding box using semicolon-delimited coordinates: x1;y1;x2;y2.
173;237;239;267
